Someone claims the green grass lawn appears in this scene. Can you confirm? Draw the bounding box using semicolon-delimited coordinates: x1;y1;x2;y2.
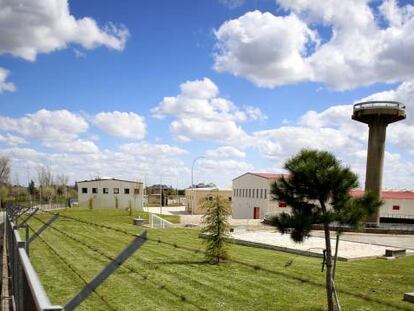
22;208;414;311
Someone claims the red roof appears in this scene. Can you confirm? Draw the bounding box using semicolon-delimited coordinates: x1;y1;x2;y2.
233;172;287;181
351;190;414;200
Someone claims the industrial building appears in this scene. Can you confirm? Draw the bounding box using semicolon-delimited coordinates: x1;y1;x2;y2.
232;172;414;221
232;172;288;219
77;178;144;209
185;187;232;214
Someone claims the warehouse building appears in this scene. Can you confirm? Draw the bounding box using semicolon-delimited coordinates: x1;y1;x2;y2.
232;172;288;219
77;178;144;209
232;172;414;221
185;187;232;214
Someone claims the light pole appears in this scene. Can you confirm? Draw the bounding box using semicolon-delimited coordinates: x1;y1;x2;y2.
191;156;205;215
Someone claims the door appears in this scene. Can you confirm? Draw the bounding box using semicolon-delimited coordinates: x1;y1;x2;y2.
253;207;260;219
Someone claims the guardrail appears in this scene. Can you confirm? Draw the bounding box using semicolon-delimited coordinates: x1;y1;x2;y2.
353;101;405;112
6;211;62;311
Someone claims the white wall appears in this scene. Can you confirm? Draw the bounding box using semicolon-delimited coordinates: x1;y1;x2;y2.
380;198;414;218
232;174;284;219
77;179;144;209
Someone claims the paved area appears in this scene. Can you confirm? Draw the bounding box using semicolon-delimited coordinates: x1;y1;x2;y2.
311;230;414;250
231;228;414;260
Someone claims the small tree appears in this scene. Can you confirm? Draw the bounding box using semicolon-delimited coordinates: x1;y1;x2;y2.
200;194;231;264
270;149;381;311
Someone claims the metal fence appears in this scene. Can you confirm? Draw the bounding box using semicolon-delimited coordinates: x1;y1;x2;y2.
5;210;63;311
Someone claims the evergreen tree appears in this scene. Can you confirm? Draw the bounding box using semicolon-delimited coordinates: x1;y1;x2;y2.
201;194;231;264
270;149;381;311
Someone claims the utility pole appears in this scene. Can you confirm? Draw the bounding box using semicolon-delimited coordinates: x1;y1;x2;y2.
160;175;163;215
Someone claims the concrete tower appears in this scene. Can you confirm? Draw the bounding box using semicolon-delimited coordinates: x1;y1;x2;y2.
352;101;406;226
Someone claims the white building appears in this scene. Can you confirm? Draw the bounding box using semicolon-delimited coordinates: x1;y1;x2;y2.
232;172;288;219
233;172;414;221
77;178;144;209
352;190;414;220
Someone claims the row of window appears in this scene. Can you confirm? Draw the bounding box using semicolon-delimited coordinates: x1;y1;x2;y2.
81;187;140;195
233;188;268;199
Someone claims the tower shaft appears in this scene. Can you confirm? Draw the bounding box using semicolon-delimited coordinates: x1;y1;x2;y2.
365;120;387;224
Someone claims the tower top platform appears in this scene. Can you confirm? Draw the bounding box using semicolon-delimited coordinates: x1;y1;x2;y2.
352;101;406;124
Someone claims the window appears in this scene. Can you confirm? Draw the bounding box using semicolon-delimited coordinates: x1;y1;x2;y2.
134;188;140;195
229;197;232;202
393;205;400;211
279;202;287;208
124;188;130;194
260;189;263;199
82;187;88;194
249;189;251;198
113;188;119;194
92;188;97;194
257;189;259;198
103;188;109;194
264;189;267;199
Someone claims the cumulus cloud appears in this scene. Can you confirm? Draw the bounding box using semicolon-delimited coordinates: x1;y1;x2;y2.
0;109;98;153
0;67;15;93
206;146;246;158
0;0;129;61
214;1;414;90
119;142;188;157
214;11;317;87
0;133;27;146
94;111;146;140
151;77;265;144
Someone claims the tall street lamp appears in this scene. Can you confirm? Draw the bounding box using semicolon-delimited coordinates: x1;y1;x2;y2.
191;156;205;215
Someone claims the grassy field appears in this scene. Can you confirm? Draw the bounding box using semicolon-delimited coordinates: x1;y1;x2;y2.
23;208;414;311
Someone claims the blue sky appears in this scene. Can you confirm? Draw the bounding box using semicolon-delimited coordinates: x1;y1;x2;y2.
1;0;414;188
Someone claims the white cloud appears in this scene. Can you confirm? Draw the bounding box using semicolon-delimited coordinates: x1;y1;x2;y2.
0;109;98;153
151;77;265;144
119;142;188;157
0;67;15;93
206;146;246;158
94;111;146;140
214;11;317;87
0;0;129;61
0;133;27;146
213;1;414;90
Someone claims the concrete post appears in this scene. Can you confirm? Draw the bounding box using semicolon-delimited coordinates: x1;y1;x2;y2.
365;121;387;224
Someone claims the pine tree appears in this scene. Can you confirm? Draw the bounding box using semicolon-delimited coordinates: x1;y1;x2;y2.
200;194;231;264
270;149;381;311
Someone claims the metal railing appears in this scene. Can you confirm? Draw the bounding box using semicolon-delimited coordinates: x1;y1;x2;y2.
353;101;405;112
149;213;175;228
5;211;62;311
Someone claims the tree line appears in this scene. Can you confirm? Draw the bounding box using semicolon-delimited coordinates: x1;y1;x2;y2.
0;155;77;208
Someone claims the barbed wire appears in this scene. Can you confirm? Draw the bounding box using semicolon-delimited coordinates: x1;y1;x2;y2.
26;224;118;311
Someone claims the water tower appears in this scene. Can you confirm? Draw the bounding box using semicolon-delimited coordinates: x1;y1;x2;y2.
352;101;406;226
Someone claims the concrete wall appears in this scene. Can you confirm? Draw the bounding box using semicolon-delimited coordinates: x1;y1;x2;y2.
232;174;285;219
380;198;414;218
77;179;144;209
185;188;232;214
